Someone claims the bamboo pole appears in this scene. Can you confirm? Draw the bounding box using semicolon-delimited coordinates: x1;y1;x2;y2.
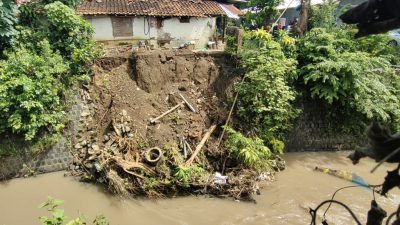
185;124;217;166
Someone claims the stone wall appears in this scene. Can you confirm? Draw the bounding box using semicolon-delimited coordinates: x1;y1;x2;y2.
0;93;84;180
285;98;364;152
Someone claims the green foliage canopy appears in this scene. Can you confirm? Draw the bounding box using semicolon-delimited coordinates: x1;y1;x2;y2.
297;28;400;129
0;0;18;53
224;126;273;171
0;41;68;140
243;0;281;28
44;2;97;73
0;1;99;141
236;29;300;140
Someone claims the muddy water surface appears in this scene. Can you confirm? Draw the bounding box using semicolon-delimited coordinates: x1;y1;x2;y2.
1;152;399;225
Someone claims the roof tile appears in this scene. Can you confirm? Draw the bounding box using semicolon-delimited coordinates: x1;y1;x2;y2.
76;0;227;17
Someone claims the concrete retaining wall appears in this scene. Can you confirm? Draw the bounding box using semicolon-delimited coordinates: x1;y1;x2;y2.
0;93;84;179
285;98;364;152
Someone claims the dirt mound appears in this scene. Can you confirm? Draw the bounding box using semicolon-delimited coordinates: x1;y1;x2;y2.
70;50;283;200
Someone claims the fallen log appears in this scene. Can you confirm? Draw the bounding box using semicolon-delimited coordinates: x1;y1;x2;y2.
185;124;217;166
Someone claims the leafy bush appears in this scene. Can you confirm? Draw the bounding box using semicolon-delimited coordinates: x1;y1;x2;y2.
356;34;400;64
269;138;284;155
236;29;300;140
44;2;98;74
0;0;100;144
0;0;18;53
225;34;237;56
273;30;297;59
224;126;273;171
174;165;207;188
310;0;339;30
39;197;108;225
297;28;400;130
0;41;68;140
297;28;355;66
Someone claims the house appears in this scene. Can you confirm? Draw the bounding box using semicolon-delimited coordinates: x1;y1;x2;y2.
76;0;243;49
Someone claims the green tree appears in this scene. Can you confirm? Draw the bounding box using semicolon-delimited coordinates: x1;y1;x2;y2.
0;41;68;140
310;0;339;30
44;1;98;74
236;29;300;140
243;0;282;28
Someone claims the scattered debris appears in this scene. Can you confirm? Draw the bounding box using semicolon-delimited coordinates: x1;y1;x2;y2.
150;101;185;124
185;124;217;166
213;172;228;185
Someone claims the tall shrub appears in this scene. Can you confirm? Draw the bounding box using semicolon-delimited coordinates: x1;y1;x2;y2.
44;1;98;74
0;41;68;140
297;28;400;131
236;29;300;140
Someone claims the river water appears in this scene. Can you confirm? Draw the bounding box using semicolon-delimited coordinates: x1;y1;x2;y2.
1;152;399;225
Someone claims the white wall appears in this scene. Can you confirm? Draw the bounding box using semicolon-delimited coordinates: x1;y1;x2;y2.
132;17;158;39
85;16;217;49
85;16;114;41
161;17;216;48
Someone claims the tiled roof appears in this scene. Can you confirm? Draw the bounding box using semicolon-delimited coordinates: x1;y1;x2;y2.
220;3;243;16
76;0;227;17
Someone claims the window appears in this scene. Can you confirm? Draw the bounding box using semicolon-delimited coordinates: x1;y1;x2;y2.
179;17;190;23
111;16;133;37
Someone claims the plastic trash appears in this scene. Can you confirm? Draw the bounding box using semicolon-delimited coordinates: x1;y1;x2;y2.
214;172;228;185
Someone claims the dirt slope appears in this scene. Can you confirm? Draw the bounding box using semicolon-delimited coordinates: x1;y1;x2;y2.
70;50;282;199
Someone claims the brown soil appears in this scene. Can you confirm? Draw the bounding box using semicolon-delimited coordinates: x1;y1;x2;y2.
70;50;282;200
91;50;239;150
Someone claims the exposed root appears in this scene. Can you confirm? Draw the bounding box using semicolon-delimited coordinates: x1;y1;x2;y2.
106;170;130;196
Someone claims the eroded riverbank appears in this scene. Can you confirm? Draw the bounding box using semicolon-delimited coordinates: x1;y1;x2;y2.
1;152;399;225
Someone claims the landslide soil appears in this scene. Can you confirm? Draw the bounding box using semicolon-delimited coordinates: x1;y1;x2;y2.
90;50;239;150
71;50;276;199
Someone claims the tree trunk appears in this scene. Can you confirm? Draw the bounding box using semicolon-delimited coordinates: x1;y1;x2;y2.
296;0;311;36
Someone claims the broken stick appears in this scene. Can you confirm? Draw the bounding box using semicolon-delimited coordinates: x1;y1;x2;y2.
179;93;196;113
150;101;184;123
185;124;217;166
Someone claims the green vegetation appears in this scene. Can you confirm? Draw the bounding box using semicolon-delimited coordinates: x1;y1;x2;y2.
297;0;400;133
0;0;99;155
174;165;207;188
0;41;68;140
0;0;18;53
298;30;399;124
224;0;400;161
39;197;108;225
242;0;281;28
236;29;300;140
225;34;238;56
224;126;275;172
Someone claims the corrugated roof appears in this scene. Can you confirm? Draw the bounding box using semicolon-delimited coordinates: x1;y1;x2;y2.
76;0;228;17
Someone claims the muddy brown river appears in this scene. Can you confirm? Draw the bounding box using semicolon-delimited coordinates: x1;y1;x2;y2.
1;152;399;225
